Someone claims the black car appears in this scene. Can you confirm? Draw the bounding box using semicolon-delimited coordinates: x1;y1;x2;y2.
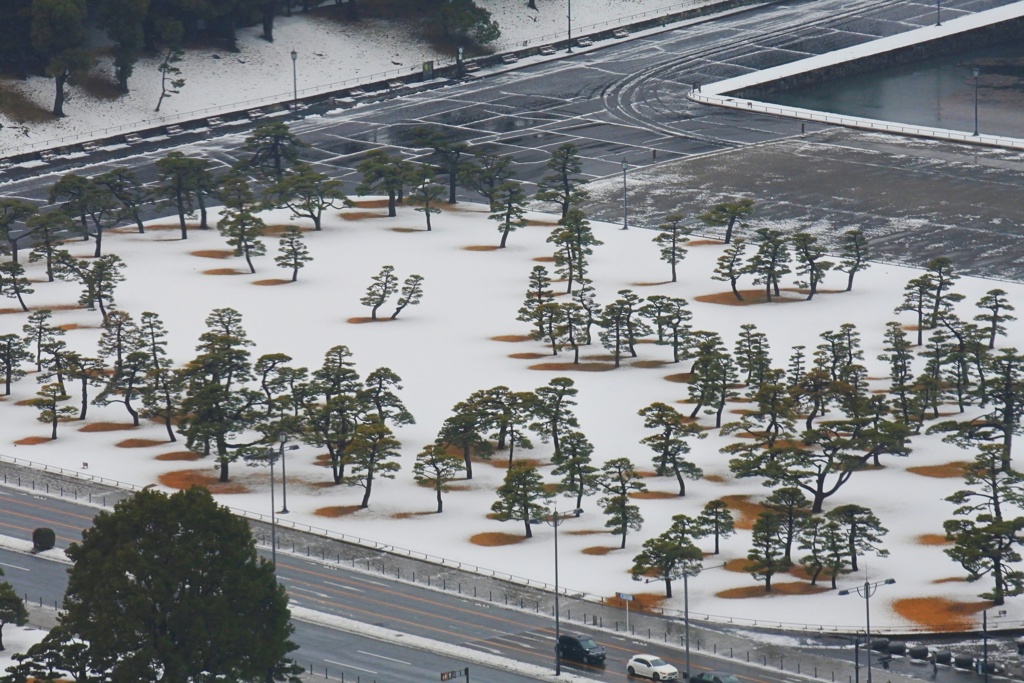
558;634;606;664
690;672;741;683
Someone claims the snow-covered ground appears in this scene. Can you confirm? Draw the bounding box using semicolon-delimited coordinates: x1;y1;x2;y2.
0;0;704;155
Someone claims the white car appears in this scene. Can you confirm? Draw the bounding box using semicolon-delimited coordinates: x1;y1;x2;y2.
627;654;679;680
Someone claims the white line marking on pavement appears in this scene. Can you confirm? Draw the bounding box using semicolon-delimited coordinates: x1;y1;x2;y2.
357;650;411;665
0;561;29;572
324;659;377;675
462;643;504;655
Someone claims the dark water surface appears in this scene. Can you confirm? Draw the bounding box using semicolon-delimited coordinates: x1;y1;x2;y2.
761;42;1024;139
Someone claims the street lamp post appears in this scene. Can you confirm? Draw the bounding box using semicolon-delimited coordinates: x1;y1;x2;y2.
839;578;895;683
532;507;583;676
291;49;298;112
566;0;573;54
972;67;980;136
936;0;941;26
621;158;628;230
277;433;299;514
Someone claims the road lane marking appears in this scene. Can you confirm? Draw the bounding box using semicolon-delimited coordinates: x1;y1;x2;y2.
357;650;411;665
462;643;504;655
0;561;29;572
324;659;377;675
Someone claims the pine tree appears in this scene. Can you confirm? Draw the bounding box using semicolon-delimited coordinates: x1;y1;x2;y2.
413;443;466;513
29;383;77;439
0;199;37;264
304;346;365;484
491;461;551;538
355;150;415;217
698;198;753;244
409;127;469;204
410;175;445;231
597;457;646;549
343;418;402;509
790;232;833;300
218;207;266;274
825;504;888;572
392;274;424;319
653;213;691;282
437;397;494;480
137;312;179;442
459;153;515;208
26;212;73;282
746;511;789;592
489;180;528;248
363;366;414;429
630;516;703;598
747;227;790;302
241;122;307;182
974;289;1016;350
0;261;34;312
529;377;579;459
712;238;747;301
797;517;848;588
93;167;151;233
836;229;871;292
696;499;735;555
551;430;598;510
687;331;736;426
535;143;589;220
517;265;554;337
764;486;811;563
266;163;350;231
0;578;28;651
638;402;706;495
734;323;771;393
0;334;31;395
361;265;399;320
275;226;312;282
22;309;64;372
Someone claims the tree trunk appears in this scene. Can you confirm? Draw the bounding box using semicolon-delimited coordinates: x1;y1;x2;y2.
360;468;374;508
435;486;443;513
387;191;397;217
463;445;473;480
524;517;532;538
664;577;673;598
219;459;229;483
53;71;68;118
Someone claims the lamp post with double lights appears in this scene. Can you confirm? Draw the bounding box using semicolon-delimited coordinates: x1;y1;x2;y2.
972;67;980;136
621;158;628;230
277;433;298;514
839;578;895;683
531;506;583;676
290;49;298;112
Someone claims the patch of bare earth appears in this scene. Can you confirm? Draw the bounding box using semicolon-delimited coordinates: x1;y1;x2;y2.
315;505;364;517
694;290;803;306
527;362;616;372
632;360;670;368
58;323;93;331
391;227;422;233
0;308;24;315
525;219;558;226
192;249;233;259
116;439;165;448
155;451;202;461
632;281;671;287
262;224;306;235
631;491;679;500
664;372;692;383
145;223;196;231
339;211;385;221
487;457;546;470
391;511;437;519
933;577;967;583
893;597;989;631
605;593;664;611
205;268;246;275
347;317;394;324
720;495;766;530
78;422;135;432
14;436;51;445
533;256;556;262
253;279;290;286
492;334;530;342
689;239;722;246
918;534;953;546
158;470;249;494
908;462;967;478
704;474;727;483
464;245;500;251
510;352;550;359
582;546;617;555
565;529;609;536
470;532;525;546
351;199;390;208
717;582;830;598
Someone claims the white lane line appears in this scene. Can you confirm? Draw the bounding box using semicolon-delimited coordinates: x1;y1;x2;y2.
493;635;533;648
357;650;411;665
462;643;504;655
324;659;377;675
0;561;29;572
327;583;364;592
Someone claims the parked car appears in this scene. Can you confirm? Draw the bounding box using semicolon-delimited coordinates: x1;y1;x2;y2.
690;672;741;683
557;634;606;664
627;654;679;680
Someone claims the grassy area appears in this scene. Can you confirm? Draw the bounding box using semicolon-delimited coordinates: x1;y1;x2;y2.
0;78;54;124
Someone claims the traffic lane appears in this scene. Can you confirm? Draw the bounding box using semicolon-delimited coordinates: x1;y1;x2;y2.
0;486;103;548
290;620;539;683
0;547;68;607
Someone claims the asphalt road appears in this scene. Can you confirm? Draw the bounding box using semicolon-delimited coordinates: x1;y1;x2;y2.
2;0;1021;277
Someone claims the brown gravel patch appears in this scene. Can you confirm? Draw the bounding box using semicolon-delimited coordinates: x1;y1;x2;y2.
14;436;51;445
391;511;436;519
566;529;610;536
116;439;165;448
695;290;803;306
339;211;385;221
464;245;500;251
719;495;767;530
78;422;135;432
314;505;364;517
664;372;693;383
527;362;616;372
204;268;244;275
347;317;394;324
0;308;24;315
632;281;671;287
470;532;525;546
918;534;953;546
933;576;967;584
492;334;531;342
525;218;558;226
192;249;233;259
253;279;290;286
689;239;722;246
262;224;308;235
723;558;753;573
351;199;390;208
632;360;670;368
57;323;90;331
908;462;967;478
390;227;423;233
15;399;35;406
155;451;202;461
533;256;556;262
582;546;616;555
893;597;989;631
486;457;546;470
146;223;198;231
158;469;249;493
606;592;665;611
630;491;679;499
510;352;550;359
717;582;830;598
704;474;727;483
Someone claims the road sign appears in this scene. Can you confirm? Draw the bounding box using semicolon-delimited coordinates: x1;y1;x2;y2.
617;592;634;601
440;668;468;681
